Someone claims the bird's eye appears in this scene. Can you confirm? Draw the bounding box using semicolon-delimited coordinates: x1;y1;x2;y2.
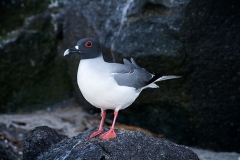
85;41;93;48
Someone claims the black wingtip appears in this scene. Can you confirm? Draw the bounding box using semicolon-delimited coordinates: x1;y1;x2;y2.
145;72;163;86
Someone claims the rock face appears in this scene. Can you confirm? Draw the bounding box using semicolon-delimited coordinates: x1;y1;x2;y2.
0;12;72;112
23;126;199;160
60;0;240;152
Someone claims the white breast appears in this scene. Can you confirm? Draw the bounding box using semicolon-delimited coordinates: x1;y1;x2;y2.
77;56;140;111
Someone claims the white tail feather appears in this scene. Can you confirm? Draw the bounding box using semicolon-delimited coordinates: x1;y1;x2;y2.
140;75;180;91
146;83;159;88
156;75;181;82
141;83;159;90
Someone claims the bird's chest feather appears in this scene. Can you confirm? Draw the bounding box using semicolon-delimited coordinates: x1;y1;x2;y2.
77;59;116;107
77;60;110;95
76;59;138;110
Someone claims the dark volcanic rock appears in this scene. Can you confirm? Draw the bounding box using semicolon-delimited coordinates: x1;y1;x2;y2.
0;123;27;160
23;126;199;160
0;145;19;160
0;12;72;112
23;126;67;160
60;0;240;152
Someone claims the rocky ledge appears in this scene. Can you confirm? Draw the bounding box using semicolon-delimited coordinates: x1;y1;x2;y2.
23;126;199;160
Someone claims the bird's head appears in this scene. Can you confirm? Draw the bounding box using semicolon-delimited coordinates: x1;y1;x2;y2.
63;38;101;59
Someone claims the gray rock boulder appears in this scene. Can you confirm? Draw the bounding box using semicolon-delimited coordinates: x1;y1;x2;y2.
23;126;199;160
60;0;240;152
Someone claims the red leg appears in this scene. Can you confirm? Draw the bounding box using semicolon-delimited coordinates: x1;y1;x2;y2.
89;109;106;138
100;111;118;139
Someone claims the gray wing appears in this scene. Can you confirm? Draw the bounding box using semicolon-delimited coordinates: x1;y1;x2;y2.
110;59;152;90
123;58;138;69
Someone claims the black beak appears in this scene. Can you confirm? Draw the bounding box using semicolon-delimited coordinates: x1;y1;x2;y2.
63;48;81;56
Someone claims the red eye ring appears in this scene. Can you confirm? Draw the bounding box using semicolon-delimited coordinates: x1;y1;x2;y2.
85;41;93;48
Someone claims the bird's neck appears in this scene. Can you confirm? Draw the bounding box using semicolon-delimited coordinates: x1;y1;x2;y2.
80;55;104;64
81;50;102;60
78;55;107;76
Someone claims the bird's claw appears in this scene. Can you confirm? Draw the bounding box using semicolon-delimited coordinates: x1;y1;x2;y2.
89;129;103;139
99;129;116;139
